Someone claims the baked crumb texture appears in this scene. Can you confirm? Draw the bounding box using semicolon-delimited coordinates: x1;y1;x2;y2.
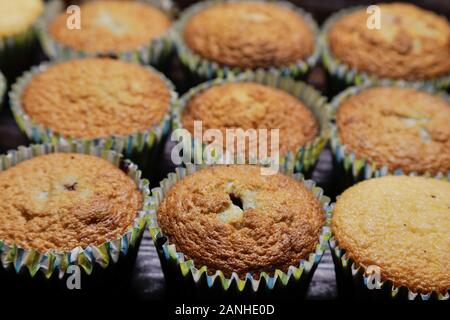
336;87;450;174
49;0;171;53
328;3;450;80
0;0;43;38
183;1;314;69
21;58;171;139
182;82;319;156
0;153;142;253
333;176;450;294
157;165;324;278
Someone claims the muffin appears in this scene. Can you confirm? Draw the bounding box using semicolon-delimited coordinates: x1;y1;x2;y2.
331;176;450;299
175;0;319;80
331;85;450;188
0;142;148;292
150;164;332;298
0;0;43;78
10;58;176;176
0;0;43;39
39;0;173;64
182;83;318;156
322;3;450;93
173;73;332;175
0;153;141;252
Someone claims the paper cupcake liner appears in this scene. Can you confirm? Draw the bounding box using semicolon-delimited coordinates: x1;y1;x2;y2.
37;0;175;66
0;70;5;109
171;70;332;176
9;58;177;176
174;0;321;81
0;141;151;280
148;163;332;298
330;82;450;187
329;235;449;300
320;6;450;94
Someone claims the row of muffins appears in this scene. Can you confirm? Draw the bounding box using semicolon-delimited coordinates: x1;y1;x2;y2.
0;146;448;299
1;0;449;88
4;56;450;180
0;0;448;300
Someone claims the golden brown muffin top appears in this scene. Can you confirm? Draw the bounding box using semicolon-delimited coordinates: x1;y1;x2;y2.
336;87;450;174
0;153;142;253
181;82;319;156
328;3;450;80
157;165;324;278
0;0;43;37
183;2;315;69
333;176;450;294
21;58;171;139
49;0;171;53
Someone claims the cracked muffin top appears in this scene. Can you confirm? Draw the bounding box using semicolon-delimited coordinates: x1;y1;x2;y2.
0;0;43;38
333;176;450;294
183;1;315;69
327;3;450;80
0;153;142;252
21;58;171;139
336;87;450;174
181;82;319;156
49;0;171;53
157;165;324;277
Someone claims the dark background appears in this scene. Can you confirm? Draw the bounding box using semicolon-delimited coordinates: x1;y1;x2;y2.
0;0;448;302
174;0;450;22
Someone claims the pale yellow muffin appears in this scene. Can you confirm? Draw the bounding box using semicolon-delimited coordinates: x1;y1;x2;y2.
157;165;324;278
0;153;142;252
49;0;171;53
0;0;43;38
333;176;450;294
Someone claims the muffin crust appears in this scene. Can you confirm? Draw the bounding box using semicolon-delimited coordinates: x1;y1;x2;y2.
328;3;450;80
183;2;314;69
49;0;171;53
0;153;142;252
0;0;43;37
182;82;319;156
336;87;450;174
157;165;324;278
21;58;171;139
333;176;450;294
